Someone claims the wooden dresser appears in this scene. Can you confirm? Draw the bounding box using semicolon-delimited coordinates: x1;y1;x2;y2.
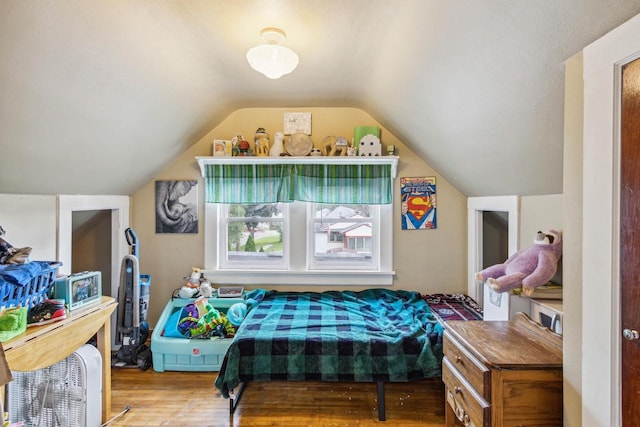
443;312;563;427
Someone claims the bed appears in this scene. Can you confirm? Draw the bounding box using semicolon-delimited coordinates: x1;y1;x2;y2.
420;293;483;323
214;288;445;421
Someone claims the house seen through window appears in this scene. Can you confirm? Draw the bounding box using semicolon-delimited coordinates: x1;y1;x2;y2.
217;202;379;271
199;157;397;284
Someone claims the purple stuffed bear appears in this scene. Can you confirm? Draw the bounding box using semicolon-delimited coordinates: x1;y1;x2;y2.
475;230;562;296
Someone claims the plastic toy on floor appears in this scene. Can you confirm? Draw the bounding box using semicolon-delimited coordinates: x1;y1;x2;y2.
177;297;235;339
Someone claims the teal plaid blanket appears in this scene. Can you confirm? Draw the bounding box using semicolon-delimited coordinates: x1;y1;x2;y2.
215;289;444;398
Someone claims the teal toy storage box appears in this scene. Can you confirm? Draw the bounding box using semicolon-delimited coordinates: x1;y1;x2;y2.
151;296;244;372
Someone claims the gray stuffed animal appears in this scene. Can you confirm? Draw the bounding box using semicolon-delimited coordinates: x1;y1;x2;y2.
0;226;32;264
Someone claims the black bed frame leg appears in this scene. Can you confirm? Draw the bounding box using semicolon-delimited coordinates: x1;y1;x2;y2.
229;382;247;416
377;381;386;421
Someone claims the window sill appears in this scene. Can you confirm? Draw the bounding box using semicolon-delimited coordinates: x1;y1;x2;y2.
199;269;396;286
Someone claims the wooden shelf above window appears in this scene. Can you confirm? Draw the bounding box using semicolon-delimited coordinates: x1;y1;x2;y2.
196;156;399;179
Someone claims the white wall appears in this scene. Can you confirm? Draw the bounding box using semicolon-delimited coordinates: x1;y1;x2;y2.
563;51;584;427
0;194;57;260
519;194;563;249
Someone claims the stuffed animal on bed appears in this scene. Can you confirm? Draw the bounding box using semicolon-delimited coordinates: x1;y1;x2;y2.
475;230;562;296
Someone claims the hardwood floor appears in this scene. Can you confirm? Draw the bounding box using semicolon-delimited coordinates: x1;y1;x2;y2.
109;368;446;426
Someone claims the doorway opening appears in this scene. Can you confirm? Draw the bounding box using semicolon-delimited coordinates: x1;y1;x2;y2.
71;210;113;297
467;196;519;305
482;210;509;270
57;195;129;350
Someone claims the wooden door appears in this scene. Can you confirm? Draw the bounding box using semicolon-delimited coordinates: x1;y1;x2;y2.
621;57;640;423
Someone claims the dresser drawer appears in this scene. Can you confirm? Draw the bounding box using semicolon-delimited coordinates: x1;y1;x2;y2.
443;357;490;427
444;330;490;397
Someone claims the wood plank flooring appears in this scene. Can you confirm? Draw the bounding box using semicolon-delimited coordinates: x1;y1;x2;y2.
109;368;446;426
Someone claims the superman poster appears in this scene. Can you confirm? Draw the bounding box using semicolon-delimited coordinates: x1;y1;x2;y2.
400;177;437;230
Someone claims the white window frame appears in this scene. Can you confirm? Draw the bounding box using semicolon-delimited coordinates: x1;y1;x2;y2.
217;203;289;270
198;156;398;286
307;203;380;271
203;201;394;286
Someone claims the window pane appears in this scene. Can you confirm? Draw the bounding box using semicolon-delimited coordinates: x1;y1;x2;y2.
314;204;372;219
312;203;375;266
225;203;284;264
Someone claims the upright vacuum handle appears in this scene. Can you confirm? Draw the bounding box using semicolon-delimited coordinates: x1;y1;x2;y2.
125;227;139;259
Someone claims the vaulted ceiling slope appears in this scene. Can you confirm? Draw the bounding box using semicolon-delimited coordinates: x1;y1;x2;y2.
1;1;639;197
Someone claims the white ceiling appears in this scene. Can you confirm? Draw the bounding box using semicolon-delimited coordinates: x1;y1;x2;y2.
2;1;639;197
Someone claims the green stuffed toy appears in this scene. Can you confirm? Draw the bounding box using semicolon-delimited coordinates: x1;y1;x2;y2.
179;297;236;339
0;307;27;342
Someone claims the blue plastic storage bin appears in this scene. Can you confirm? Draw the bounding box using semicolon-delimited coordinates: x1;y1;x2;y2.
0;261;61;310
151;296;244;372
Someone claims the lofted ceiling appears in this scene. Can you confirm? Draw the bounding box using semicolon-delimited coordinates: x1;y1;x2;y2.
1;1;639;197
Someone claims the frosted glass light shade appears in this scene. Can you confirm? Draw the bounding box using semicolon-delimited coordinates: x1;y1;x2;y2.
246;28;299;79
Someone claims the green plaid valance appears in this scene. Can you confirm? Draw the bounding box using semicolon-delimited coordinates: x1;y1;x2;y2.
293;164;392;204
204;163;393;204
204;164;293;203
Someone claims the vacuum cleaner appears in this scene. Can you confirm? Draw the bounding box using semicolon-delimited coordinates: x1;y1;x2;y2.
114;227;152;370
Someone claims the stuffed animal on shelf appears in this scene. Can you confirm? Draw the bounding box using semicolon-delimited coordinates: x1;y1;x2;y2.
475;230;562;296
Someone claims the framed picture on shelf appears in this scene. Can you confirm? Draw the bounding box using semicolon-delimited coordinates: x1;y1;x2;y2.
284;112;312;135
213;139;231;156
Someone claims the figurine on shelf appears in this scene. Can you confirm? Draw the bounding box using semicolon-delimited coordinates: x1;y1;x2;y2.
238;139;251;156
231;134;243;156
322;136;351;156
254;128;270;157
270;131;285;157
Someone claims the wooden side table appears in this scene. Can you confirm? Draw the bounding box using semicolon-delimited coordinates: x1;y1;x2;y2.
443;312;563;426
2;296;117;424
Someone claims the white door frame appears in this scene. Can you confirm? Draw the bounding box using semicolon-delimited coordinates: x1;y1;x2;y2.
57;195;129;294
467;195;519;302
57;195;129;351
582;12;640;427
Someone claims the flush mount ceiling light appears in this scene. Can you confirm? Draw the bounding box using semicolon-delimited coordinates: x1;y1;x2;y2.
246;27;299;79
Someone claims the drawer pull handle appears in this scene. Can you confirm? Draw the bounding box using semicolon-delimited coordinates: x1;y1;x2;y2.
454;386;462;394
463;414;471;426
455;356;462;363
